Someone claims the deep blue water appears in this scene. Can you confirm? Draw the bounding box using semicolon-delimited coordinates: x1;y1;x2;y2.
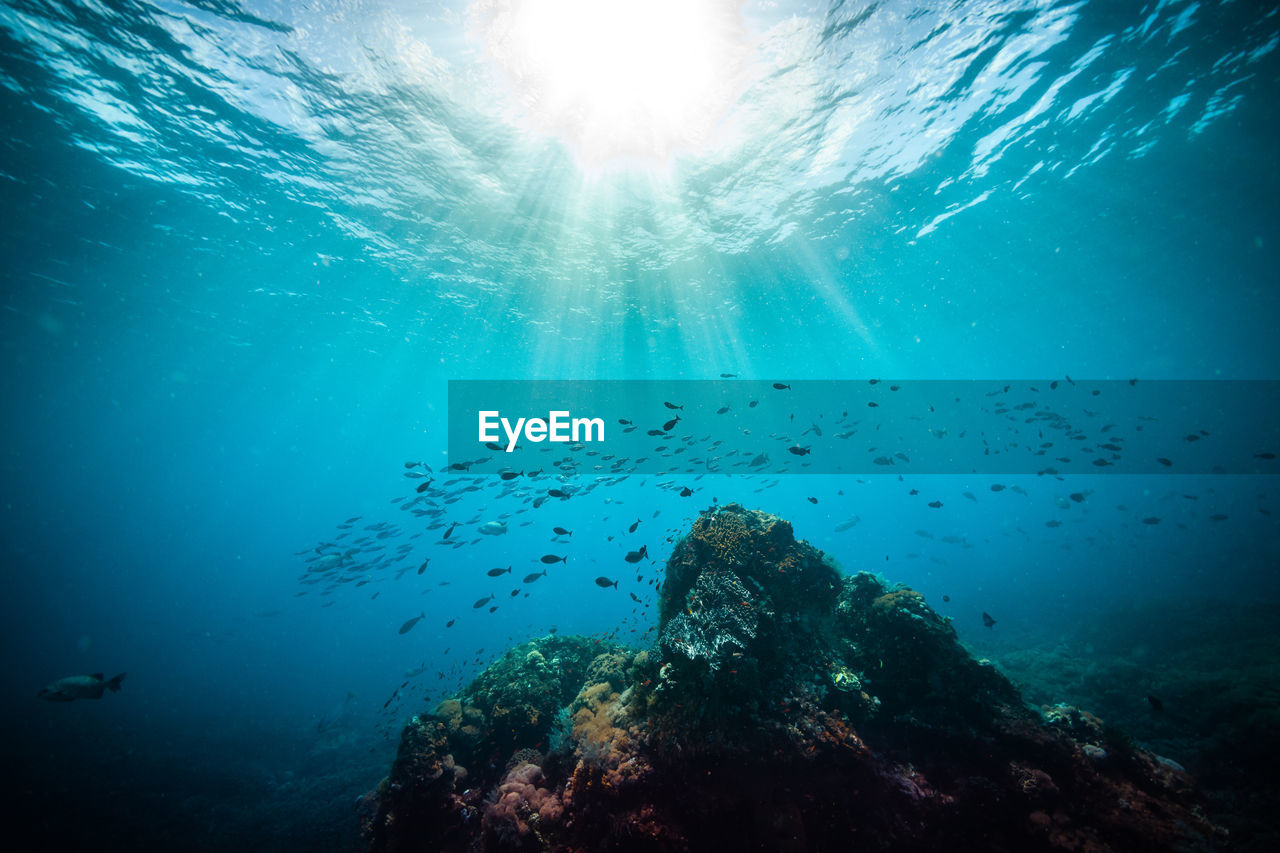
2;0;1278;849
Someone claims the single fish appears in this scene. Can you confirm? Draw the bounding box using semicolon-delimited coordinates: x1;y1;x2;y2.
541;554;568;564
629;519;640;533
553;527;572;536
982;612;996;628
595;576;619;589
478;521;508;536
663;417;681;431
523;570;547;583
788;446;811;456
773;383;790;390
398;612;425;635
499;471;522;480
625;546;648;563
679;487;693;497
487;566;512;577
473;594;495;609
37;672;126;702
664;402;683;410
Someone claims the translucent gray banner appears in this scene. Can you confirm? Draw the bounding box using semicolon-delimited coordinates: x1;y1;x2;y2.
446;380;1280;476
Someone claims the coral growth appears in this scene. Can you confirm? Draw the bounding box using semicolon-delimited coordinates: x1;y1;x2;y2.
363;504;1223;852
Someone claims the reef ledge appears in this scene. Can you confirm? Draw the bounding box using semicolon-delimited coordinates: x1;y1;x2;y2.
361;503;1222;852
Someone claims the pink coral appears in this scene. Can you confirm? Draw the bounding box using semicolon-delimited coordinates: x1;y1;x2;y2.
482;762;562;843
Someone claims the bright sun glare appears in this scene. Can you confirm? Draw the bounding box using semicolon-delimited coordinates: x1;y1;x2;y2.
475;0;745;169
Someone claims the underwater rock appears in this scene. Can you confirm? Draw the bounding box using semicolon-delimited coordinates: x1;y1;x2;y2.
363;503;1222;852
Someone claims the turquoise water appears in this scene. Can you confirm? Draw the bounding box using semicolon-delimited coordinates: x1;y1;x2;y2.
2;0;1278;849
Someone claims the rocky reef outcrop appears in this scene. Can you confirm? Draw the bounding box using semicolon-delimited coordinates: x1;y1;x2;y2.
362;503;1222;851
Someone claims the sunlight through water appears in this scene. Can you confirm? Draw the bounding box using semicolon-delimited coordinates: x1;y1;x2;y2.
472;0;749;170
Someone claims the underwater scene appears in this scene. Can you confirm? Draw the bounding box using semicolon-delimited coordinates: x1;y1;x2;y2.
3;0;1279;850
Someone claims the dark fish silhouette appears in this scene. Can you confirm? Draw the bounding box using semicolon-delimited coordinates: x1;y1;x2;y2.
773;383;790;390
1157;458;1173;466
486;566;512;577
716;406;731;414
942;595;951;602
548;489;569;497
446;619;455;628
595;577;618;588
788;446;810;456
500;471;522;480
630;592;641;602
625;546;648;563
928;501;943;508
541;554;567;564
663;417;681;431
473;594;495;609
1147;694;1164;712
679;487;693;497
417;559;430;575
807;497;818;504
664;402;683;410
398;613;424;635
618;419;633;425
629;519;640;533
982;612;996;628
523;570;547;583
553;527;572;536
647;429;665;436
749;400;759;408
443;522;457;540
990;484;1005;492
37;672;126;702
719;373;737;378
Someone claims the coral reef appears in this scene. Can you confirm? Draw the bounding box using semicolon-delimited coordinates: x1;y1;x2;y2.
363;504;1223;852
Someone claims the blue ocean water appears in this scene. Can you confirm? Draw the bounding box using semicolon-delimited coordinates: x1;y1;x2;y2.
1;0;1278;849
